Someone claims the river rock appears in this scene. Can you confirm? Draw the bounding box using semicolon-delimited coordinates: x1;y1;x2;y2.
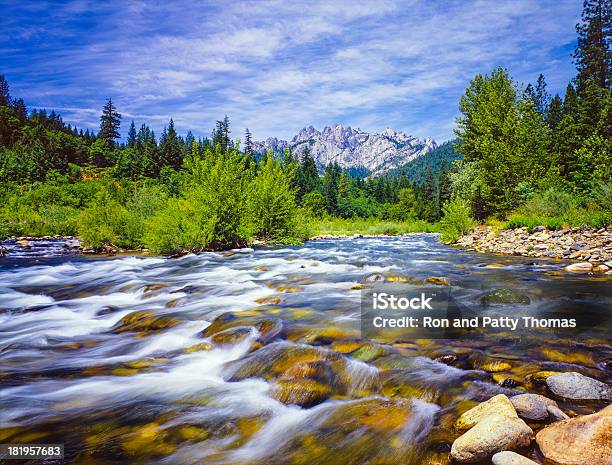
210;326;253;345
535;404;612;465
112;310;180;333
492;451;538;465
272;378;331;407
510;393;559;421
564;262;593;273
546;372;612;401
455;394;518;431
450;414;533;463
478;288;530;305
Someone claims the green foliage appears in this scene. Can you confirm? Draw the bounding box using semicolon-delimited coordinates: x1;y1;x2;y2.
439;197;475;243
247;155;300;242
386;188;417;221
310;217;439;237
454;67;551;218
388;141;463;185
302;191;327;218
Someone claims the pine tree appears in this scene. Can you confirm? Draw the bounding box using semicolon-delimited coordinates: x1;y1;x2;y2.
127;121;137;147
0;75;10;107
574;0;611;94
159;118;182;169
12;98;27;124
244;128;253;155
322;162;340;214
547;95;564;131
534;74;551;115
297;147;319;202
99;98;121;147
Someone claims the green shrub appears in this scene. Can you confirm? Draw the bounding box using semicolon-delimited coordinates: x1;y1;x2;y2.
439;197;475;242
247;156;300;242
145;148;250;254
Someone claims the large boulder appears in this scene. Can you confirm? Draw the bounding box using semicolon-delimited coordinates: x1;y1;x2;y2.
455;394;517;431
546;372;612;401
450;414;533;463
535;404;612;465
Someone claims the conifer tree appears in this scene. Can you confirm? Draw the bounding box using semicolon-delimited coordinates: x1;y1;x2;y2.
127;121;137;147
547;95;564;131
99;98;121;147
0;75;10;107
159;118;182;169
297;147;319;201
244;128;253;156
574;0;611;94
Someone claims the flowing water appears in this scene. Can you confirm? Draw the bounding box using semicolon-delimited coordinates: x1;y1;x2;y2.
0;235;610;464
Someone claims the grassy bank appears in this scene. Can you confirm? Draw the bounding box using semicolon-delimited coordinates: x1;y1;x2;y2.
309;217;439;237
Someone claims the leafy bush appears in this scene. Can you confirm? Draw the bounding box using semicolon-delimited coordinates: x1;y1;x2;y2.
145;148;250;254
439;197;475;242
247;156;300;242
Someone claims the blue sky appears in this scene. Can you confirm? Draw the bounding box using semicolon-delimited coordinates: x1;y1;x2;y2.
1;0;581;143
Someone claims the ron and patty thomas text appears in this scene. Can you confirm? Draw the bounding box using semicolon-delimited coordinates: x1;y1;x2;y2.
370;292;577;330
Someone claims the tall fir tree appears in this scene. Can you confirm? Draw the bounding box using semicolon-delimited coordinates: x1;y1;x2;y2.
99;98;121;147
546;95;564;131
0;75;10;107
127;121;137;147
573;0;611;94
297;147;319;202
159;118;182;169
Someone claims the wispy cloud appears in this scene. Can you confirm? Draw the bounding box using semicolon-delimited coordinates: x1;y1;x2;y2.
1;0;580;142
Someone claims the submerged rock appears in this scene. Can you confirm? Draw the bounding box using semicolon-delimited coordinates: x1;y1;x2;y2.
210;326;253;345
321;397;413;433
565;262;593;273
351;342;388;362
545;372;612;401
450;414;533;463
112;311;180;333
455;394;517;431
478;288;530;305
492;451;538;465
272;378;331;407
536;404;612;465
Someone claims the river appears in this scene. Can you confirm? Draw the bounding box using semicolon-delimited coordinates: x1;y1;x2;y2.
0;235;610;464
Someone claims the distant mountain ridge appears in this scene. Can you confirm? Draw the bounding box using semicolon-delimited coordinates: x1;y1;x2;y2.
253;124;437;177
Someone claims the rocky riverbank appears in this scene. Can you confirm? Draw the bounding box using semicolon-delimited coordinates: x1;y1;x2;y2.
457;225;612;271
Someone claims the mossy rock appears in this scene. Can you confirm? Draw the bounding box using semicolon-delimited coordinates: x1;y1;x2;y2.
351;343;388;362
385;275;423;284
210;326;253;345
478;288;530;305
380;372;439;403
300;326;360;345
224;343;331;382
121;422;176;456
330;340;364;354
272;378;332;407
470;354;513;373
112;311;180;333
202;313;283;344
321;398;413;433
184;342;213;353
425;276;450;285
